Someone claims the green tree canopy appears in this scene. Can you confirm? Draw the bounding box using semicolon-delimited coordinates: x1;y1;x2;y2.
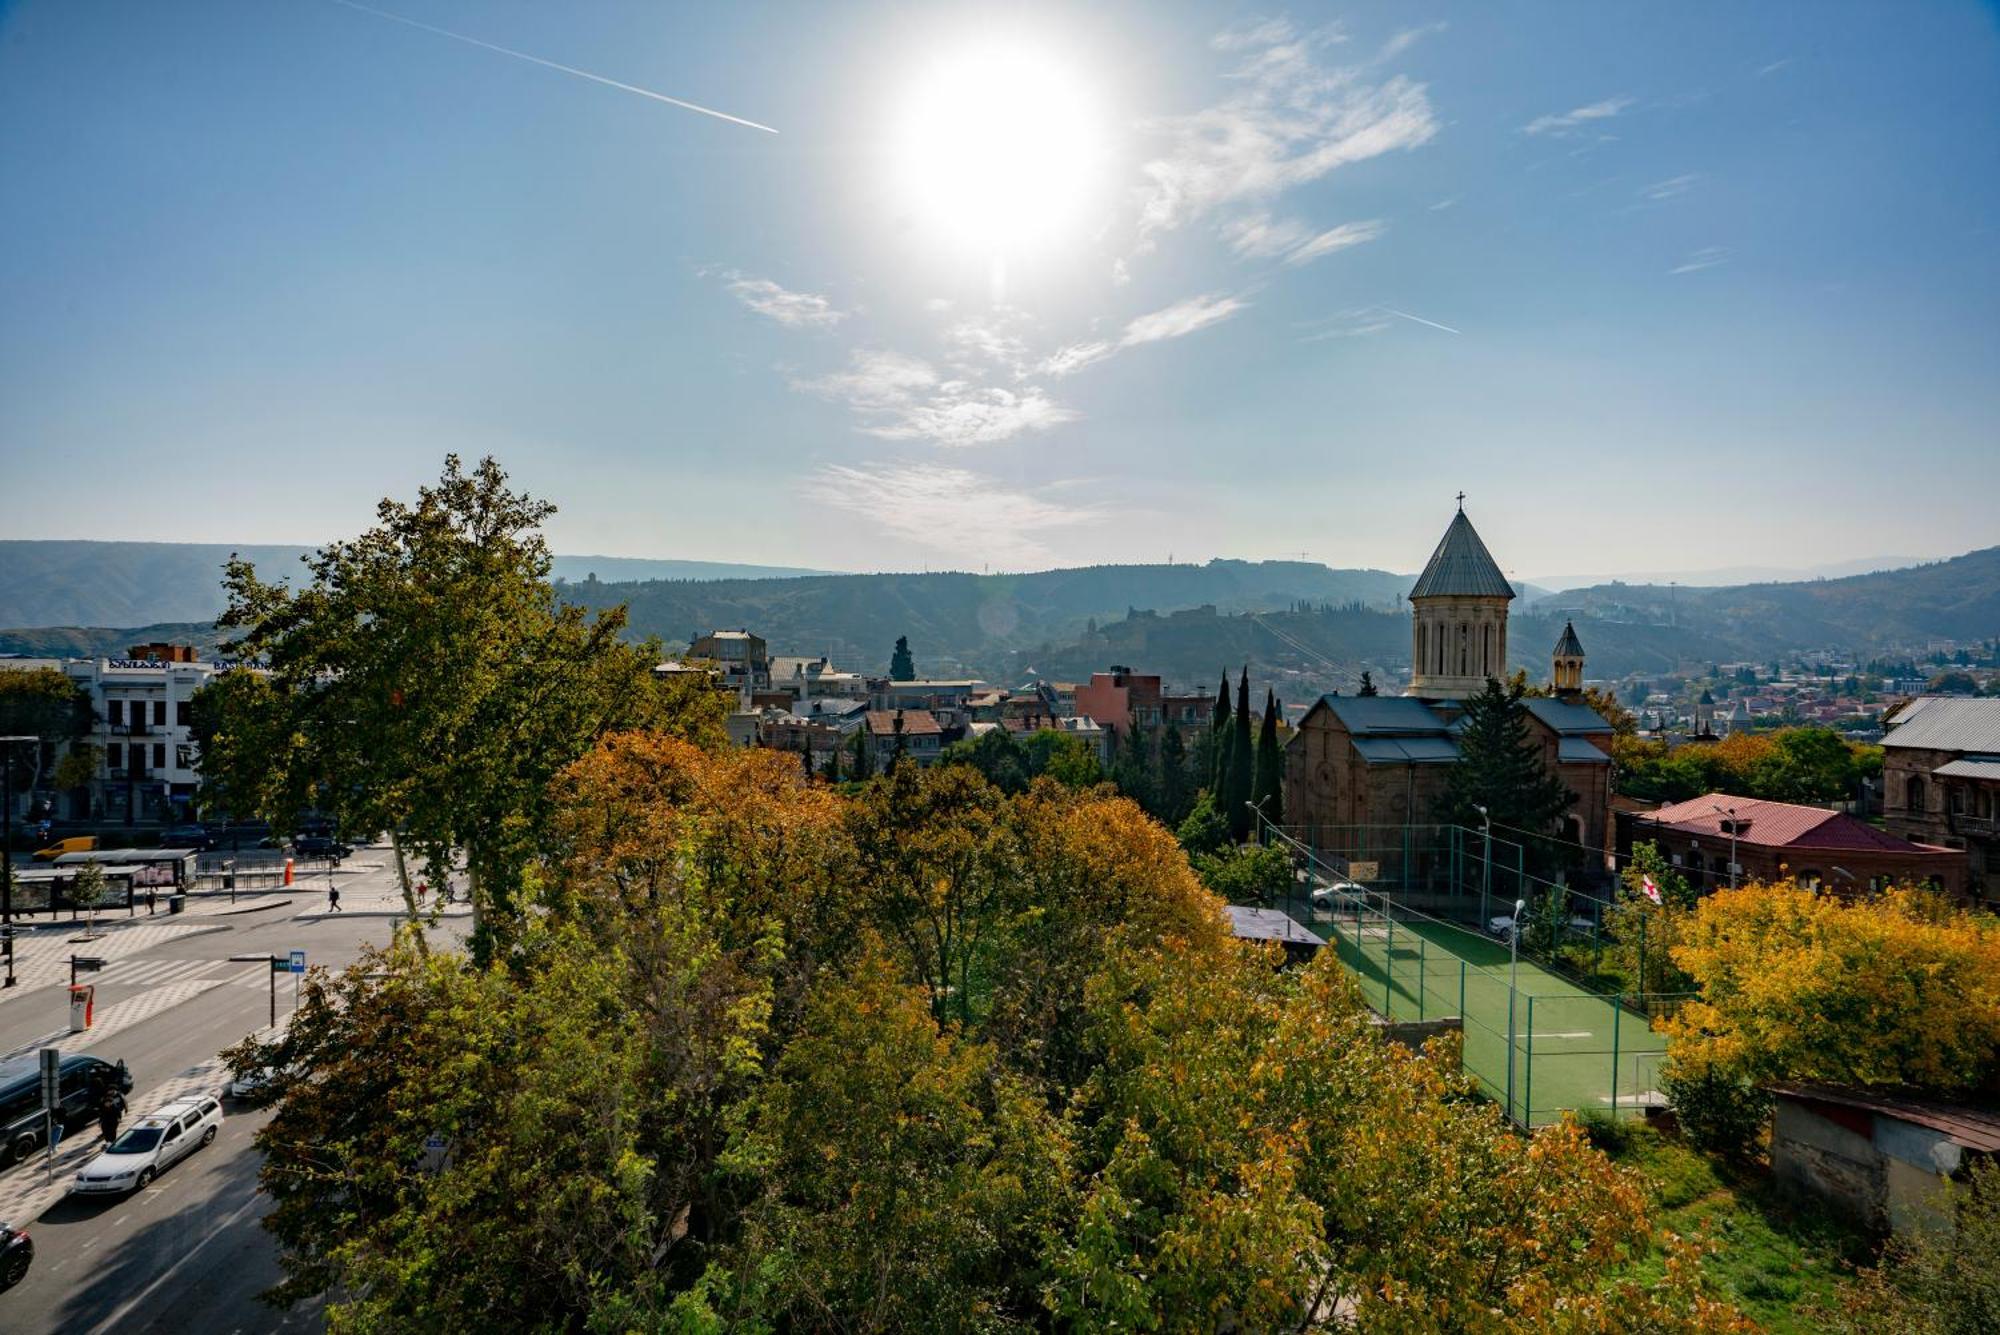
1436;677;1575;854
889;635;915;680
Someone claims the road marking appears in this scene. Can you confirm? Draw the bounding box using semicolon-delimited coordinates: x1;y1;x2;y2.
83;1186;266;1335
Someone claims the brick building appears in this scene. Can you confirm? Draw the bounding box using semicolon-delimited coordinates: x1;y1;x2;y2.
1619;792;1967;897
1880;695;2000;905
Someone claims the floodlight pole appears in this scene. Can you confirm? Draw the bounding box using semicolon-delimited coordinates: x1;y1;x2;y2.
1475;804;1492;923
1712;803;1738;888
1506;896;1525;1126
0;735;37;989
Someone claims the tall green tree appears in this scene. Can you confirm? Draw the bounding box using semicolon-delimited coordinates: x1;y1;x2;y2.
1435;676;1574;863
206;455;720;945
1225;666;1254;841
0;667;94;811
1208;670;1231;792
1251;688;1284;830
889;635;915;680
1358;670;1379;697
1157;723;1190;825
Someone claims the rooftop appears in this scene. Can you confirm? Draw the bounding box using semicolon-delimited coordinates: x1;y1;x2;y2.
1407;509;1517;601
1770;1084;2000;1153
864;708;943;737
1882;696;2000;752
1638;793;1948;854
1308;695;1452;736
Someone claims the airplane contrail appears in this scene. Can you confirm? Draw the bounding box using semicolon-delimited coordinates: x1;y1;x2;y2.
328;0;778;134
1379;306;1462;335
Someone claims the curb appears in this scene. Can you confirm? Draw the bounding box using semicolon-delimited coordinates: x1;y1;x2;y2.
295;908;473;921
195;898;294;918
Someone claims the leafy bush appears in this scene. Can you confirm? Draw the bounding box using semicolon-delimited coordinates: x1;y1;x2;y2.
1659;1063;1771;1155
1191;843;1294;904
1175;789;1229;857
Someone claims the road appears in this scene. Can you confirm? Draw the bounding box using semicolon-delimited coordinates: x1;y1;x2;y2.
0;848;462;1332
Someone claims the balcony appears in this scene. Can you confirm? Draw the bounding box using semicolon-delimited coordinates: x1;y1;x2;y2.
1948;812;1998;840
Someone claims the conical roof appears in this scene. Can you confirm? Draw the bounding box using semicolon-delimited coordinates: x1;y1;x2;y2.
1553;619;1585;658
1408;510;1516;600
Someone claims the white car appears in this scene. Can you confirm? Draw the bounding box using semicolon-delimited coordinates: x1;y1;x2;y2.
70;1096;222;1195
1308;877;1366;906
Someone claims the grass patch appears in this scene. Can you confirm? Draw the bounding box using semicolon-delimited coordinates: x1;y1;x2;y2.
1590;1120;1872;1332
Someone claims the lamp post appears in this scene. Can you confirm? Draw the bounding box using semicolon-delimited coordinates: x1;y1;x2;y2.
1711;803;1739;888
0;735;38;989
231;952;283;1029
1475;803;1492;922
1506;895;1525;1125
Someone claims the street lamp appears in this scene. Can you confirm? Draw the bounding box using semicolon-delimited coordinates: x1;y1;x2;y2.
1474;803;1492;922
1711;803;1739;889
230;952;285;1029
1506;895;1526;1125
1;734;38;989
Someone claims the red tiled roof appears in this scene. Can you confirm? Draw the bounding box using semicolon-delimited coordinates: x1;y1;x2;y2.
1640;793;1937;854
864;709;942;737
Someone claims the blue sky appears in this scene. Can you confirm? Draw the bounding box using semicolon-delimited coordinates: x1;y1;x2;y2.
2;1;1997;581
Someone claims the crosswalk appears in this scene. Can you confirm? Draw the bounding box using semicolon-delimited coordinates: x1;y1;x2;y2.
85;958;269;991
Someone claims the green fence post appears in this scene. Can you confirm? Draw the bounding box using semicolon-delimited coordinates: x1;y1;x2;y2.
1384;912;1395;1017
1418;936;1427;1019
1459;960;1466;1023
1525;995;1535;1128
1610;995;1621;1122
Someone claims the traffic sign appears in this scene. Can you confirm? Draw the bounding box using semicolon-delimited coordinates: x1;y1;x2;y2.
39;1048;60;1112
288;949;306;974
270;958;290;973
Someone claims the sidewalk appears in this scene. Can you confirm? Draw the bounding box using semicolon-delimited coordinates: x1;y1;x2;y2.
0;921;231;1002
294;885;472;921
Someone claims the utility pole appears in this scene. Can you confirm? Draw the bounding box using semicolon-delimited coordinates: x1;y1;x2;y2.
0;735;37;989
1506;896;1525;1125
1712;803;1739;889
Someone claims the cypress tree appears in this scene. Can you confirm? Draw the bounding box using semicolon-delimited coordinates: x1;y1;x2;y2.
825;736;841;782
1158;724;1189;825
1226;666;1254;841
1208;670;1231;792
890;636;915;680
852;727;873;780
1252;688;1284;829
1359;671;1379;697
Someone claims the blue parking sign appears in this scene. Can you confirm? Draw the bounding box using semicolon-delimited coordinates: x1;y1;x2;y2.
289;949;306;974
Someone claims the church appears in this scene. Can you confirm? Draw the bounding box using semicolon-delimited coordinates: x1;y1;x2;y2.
1281;504;1614;867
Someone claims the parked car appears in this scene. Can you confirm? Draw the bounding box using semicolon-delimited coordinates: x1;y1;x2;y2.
32;835;94;862
1308;876;1368;907
70;1096;222;1196
290;834;352;861
161;824;214;851
0;1222;30;1292
0;1054;133;1167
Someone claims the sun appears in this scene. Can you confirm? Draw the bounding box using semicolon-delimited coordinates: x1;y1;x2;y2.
889;42;1106;257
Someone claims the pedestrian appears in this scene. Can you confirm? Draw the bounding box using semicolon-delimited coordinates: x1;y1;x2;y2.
146;886;158;916
416;879;428;907
98;1087;125;1143
327;884;342;913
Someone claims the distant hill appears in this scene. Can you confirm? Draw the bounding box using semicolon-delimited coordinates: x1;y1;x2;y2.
0;541;829;627
561;560;1413;676
1530;547;2000;656
0;622;227;659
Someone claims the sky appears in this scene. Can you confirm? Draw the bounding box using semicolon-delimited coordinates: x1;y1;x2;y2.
2;1;1997;583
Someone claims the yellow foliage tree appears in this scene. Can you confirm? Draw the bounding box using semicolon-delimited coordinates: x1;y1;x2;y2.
1664;881;2000;1093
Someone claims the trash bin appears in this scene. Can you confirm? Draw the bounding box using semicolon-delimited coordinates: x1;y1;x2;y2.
169;894;186;915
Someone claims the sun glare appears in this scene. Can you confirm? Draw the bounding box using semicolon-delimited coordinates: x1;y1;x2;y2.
890;43;1106;257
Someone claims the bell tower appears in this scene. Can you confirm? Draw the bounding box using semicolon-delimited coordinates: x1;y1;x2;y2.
1406;498;1516;702
1551;620;1585;699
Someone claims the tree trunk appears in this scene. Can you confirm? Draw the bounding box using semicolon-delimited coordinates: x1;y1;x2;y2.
389;833;430;957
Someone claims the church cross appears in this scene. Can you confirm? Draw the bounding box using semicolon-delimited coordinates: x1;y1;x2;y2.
1455;491;1465;512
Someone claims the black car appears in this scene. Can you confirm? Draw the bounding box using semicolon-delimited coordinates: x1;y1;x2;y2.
161;824;214;852
0;1222;29;1292
0;1054;133;1167
291;834;352;861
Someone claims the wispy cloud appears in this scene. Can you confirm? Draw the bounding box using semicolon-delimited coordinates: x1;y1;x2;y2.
1121;293;1248;345
1379;22;1447;61
1641;173;1701;202
795;350;1074;446
1522;96;1634;137
1135;25;1438;243
1669;245;1730;275
1380;306;1461;334
809;463;1105;566
725;274;844;328
1286;219;1387;265
1039;341;1115;378
1757;58;1793;77
1297;308;1395;342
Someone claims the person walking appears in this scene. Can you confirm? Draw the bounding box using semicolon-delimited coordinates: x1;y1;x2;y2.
146;886;158;916
97;1087;126;1143
327;884;342;913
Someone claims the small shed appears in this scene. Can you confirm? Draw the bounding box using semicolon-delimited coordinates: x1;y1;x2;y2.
1223;906;1325;964
1770;1083;2000;1236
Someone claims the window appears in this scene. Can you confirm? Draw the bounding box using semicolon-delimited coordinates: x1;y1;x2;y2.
1906;775;1927;815
108;699;123;725
153;743;166;769
106;742;123;769
176;701;192;726
153;700;166;726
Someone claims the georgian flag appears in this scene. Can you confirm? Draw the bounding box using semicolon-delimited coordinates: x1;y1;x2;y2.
1641;874;1663;906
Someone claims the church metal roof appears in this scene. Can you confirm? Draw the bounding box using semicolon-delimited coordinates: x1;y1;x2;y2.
1310;696;1452;736
1523;698;1615;735
1408;510;1517;601
1552;620;1585;658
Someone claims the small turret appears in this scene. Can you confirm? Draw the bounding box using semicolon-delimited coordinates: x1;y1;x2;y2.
1551;619;1585;699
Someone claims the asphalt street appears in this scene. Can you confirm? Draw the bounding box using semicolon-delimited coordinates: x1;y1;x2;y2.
0;848;461;1333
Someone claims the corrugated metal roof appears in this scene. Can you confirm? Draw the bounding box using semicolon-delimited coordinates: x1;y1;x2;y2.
1523;698;1615;735
1882;697;2000;752
1353;736;1462;765
1224;905;1326;947
1557;737;1611;764
1771;1084;2000;1153
1552;620;1585;658
1638;793;1936;853
1408;510;1517;601
1314;696;1452;736
1934;756;2000;780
